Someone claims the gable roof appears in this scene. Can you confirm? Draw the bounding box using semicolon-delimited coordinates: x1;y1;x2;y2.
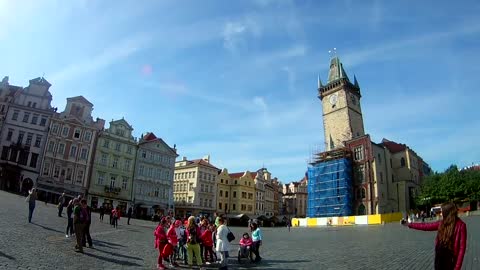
139;132;177;156
142;132;157;141
110;118;133;130
67;96;94;107
381;138;407;153
190;159;219;170
29;77;51;87
229;172;250;179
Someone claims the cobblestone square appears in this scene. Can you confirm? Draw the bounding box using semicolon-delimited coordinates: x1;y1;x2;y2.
0;191;479;270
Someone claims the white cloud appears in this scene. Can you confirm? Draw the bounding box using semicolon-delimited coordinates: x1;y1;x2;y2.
253;44;307;67
50;33;152;84
223;22;247;51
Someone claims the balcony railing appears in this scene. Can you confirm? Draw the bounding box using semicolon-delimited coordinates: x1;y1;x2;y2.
104;185;121;194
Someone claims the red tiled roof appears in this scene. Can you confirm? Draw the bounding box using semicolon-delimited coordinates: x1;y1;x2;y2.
381;138;407;153
143;132;158;141
190;159;219;170
250;172;258;179
229;172;246;179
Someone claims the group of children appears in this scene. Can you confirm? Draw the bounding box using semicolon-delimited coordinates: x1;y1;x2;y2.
153;215;262;270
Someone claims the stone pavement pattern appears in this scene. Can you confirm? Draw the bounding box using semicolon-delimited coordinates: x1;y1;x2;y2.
0;190;479;270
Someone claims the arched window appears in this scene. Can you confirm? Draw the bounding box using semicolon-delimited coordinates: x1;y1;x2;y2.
400;157;406;167
361;187;366;199
358;204;366;215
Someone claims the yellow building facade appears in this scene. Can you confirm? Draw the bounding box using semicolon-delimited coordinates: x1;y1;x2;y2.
216;169;255;216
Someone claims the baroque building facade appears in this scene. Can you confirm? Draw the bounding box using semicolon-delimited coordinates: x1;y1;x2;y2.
87;118;137;211
132;133;177;218
0;77;55;195
38;96;104;202
173;155;219;218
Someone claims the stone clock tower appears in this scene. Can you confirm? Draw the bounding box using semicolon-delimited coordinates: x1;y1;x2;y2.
318;56;365;150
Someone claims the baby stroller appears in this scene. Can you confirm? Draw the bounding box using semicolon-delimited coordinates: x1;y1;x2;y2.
237;232;254;263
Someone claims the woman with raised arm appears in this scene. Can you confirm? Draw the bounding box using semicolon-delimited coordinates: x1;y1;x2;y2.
404;202;467;270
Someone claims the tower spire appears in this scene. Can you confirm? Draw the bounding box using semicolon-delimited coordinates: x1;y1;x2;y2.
317;74;323;88
353;75;360;88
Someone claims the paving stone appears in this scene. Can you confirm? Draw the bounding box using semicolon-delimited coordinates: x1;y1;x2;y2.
0;190;478;269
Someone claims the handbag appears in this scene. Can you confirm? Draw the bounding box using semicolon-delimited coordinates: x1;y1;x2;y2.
226;227;235;242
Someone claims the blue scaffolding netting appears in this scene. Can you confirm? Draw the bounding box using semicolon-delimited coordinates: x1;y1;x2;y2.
307;158;353;217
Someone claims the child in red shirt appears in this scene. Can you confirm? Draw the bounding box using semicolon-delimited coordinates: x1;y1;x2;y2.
154;218;169;270
201;224;215;264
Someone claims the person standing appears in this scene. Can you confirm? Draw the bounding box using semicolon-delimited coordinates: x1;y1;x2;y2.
99;205;105;222
216;217;231;270
58;192;66;217
112;207;120;229
404;202;467;270
66;200;75;238
167;219;180;268
26;188;37;223
250;222;263;262
81;199;93;248
186;216;204;269
73;199;85;253
154;218;169;270
127;207;133;225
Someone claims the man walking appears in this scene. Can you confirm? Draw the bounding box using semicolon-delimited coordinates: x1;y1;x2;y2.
73;199;85;253
58;192;66;217
81;199;93;248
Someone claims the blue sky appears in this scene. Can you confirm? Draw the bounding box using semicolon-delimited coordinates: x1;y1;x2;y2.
1;0;479;182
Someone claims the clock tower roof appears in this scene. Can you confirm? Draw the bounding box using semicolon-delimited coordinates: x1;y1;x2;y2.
327;56;350;84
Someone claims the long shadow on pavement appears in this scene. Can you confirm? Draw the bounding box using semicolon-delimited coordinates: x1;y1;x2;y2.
93;239;126;248
31;222;64;234
82;251;142;267
0;251;16;260
93;247;143;261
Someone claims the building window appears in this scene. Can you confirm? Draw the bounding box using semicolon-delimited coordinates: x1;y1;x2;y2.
377;153;381;164
76;170;84;184
103;140;110;148
192;172;196;178
233;191;236;198
110;176;116;188
25;133;33;146
219;190;223;197
62;126;69;137
124;159;131;171
127;146;132;154
355;165;365;183
225;191;228;198
380;172;383;184
18;151;28;165
189;183;193;191
361;188;366;199
233;204;236;211
392;174;395;183
6;129;13;141
17;131;25;144
32;102;36;108
54;166;60;178
31;114;39;125
354;146;364;161
141;150;146;158
84;131;92;142
29;153;38;168
70;145;77;158
74;129;81;139
80;148;88;159
43;163;50;176
122;177;128;189
200;198;203;206
390;158;393;168
47;141;55;153
112;157;118;168
139;165;144;176
98;172;105;185
234;180;237;185
34;135;42;147
39;117;47;127
358;204;366;215
22;112;30;123
219;202;222;209
400;157;406;167
12;110;19;120
115;143;121;151
66;168;73;181
100;153;108;166
52;125;59;134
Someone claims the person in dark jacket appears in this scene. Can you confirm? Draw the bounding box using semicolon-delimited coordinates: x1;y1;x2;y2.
66;200;75;238
73;199;84;253
81;201;93;248
99;205;105;221
404;202;467;270
58;193;65;217
127;207;133;225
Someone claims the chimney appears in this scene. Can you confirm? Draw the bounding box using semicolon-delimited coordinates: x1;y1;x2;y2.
182;156;187;161
203;155;210;163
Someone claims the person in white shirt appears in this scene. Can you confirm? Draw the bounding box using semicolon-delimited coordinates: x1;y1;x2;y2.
216;217;231;270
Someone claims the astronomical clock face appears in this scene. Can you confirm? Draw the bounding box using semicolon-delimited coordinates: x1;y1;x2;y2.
329;93;338;105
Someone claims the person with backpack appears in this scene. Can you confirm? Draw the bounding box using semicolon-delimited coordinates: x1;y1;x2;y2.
81;200;93;248
72;199;85;253
186;216;205;269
